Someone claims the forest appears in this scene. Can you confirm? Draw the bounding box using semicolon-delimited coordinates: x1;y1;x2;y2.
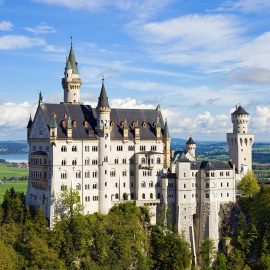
1;174;270;270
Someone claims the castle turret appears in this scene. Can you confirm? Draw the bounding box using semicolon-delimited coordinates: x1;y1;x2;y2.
62;40;82;104
163;120;171;169
186;137;196;159
227;105;254;174
27;114;33;138
96;78;111;214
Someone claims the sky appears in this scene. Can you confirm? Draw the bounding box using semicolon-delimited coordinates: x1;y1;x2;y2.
1;0;270;141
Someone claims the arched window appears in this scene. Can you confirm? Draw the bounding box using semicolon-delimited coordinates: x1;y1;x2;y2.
122;170;127;176
85;171;90;178
61;146;67;152
141;158;146;164
76;171;81;178
142;193;145;199
115;193;119;199
110;170;116;177
76;183;81;190
93;183;97;189
157;157;161;164
150;193;153;199
93;171;97;178
61;159;66;166
72;159;77;166
149;181;153;187
141;181;146;188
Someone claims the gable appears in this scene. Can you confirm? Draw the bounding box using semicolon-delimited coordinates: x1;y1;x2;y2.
29;107;50;139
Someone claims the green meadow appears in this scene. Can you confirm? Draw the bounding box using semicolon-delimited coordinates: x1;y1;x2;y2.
0;163;28;202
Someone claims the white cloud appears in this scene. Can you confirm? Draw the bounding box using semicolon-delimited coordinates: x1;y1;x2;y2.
222;0;270;13
33;0;172;19
0;35;63;52
129;14;270;75
0;102;33;128
0;20;13;31
24;23;56;34
228;68;270;84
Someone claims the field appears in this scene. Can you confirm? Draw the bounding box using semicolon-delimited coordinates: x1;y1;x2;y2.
0;163;28;179
0;181;28;203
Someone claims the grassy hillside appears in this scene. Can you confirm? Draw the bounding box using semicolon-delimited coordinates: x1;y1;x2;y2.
0;163;28;179
0;181;27;202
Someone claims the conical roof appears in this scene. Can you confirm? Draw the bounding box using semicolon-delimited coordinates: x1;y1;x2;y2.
67;45;79;74
97;78;110;108
186;137;196;145
27;114;33;128
65;59;72;70
232;105;249;116
163;120;169;138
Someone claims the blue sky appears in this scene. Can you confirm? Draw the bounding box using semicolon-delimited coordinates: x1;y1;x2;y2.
1;0;270;141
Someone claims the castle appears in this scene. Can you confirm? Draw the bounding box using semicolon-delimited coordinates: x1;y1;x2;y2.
26;43;254;262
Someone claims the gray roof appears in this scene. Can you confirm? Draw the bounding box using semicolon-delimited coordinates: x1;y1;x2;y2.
40;103;166;140
232;106;249;116
27;114;33;128
190;160;233;171
163;120;169;138
67;45;79;74
97;79;110;108
186;137;196;145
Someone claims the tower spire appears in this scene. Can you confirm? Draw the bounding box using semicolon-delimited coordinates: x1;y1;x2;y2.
97;77;110;108
62;39;82;104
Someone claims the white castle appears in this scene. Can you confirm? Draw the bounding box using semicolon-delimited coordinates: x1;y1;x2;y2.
26;44;254;262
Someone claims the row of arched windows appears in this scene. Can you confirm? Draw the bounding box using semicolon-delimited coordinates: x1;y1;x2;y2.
141;181;154;188
141;157;161;164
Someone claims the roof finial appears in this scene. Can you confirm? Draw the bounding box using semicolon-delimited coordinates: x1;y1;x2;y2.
38;91;43;106
102;73;104;81
70;35;73;47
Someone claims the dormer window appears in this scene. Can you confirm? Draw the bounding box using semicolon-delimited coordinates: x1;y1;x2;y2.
142;121;147;128
120;121;124;128
153;121;156;127
64;114;68;119
72;121;77;128
83;120;88;128
110;121;115;127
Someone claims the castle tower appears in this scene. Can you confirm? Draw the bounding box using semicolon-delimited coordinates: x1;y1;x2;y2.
226;105;254;174
96;78;111;214
62;40;82;104
163;120;171;169
186;137;196;159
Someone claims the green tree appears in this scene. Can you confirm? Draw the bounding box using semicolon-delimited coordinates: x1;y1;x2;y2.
54;189;83;220
238;171;259;197
151;225;192;270
199;238;216;270
214;253;227;270
0;240;20;270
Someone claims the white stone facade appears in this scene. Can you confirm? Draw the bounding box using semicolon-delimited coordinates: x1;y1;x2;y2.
26;44;254;263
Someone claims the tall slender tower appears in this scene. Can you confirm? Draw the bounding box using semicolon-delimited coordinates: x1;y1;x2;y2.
62;40;82;103
227;105;254;174
96;78;111;214
163;120;171;169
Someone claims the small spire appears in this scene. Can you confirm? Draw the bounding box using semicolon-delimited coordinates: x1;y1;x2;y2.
38;91;43;106
70;35;73;47
50;115;57;128
156;114;162;127
156;104;161;111
163;120;169;138
67;117;72;129
123;118;128;128
27;114;33;128
67;38;79;74
97;78;110;108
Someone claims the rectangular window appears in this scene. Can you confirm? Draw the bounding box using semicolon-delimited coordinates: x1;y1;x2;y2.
92;146;98;152
93;196;99;201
